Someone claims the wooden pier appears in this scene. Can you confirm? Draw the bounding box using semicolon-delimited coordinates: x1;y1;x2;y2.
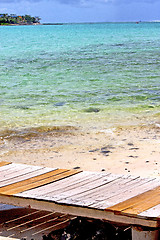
0;161;160;239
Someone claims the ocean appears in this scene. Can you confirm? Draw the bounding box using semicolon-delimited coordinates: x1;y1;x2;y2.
0;22;160;137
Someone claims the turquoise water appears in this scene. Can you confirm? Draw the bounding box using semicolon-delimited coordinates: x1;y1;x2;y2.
0;23;160;134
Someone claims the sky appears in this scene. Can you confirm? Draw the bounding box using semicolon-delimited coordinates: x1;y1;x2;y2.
0;0;160;23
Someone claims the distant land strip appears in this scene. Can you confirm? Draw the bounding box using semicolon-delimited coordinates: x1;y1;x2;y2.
0;14;40;25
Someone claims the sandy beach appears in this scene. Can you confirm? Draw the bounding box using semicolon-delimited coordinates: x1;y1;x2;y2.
0;124;159;178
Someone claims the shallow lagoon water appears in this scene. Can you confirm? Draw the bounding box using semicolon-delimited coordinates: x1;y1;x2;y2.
0;23;160;136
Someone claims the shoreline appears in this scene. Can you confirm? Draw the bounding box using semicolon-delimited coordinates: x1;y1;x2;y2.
0;123;159;178
0;23;41;26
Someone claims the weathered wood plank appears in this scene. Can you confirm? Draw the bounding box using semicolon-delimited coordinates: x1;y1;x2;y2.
44;173;113;197
66;176;139;201
106;185;160;214
50;174;121;200
0;165;30;179
52;176;141;207
17;171;98;196
139;204;160;218
1;169;81;195
0;161;11;168
90;178;160;209
0;167;55;188
0;164;42;182
18;172;112;199
0;163;25;174
0;165;44;183
26;173;121;203
0;169;68;194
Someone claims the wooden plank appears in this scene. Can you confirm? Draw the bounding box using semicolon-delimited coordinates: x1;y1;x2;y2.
26;173;121;204
66;176;139;200
0;167;55;188
106;185;160;214
52;174;121;201
122;193;160;215
0;161;11;168
0;169;68;194
0;164;40;182
90;178;160;209
1;169;81;195
139;204;160;218
0;165;30;179
15;171;99;197
24;174;122;208
84;177;141;200
31;171;107;196
19;172;112;199
0;163;44;177
54;176;141;207
44;173;113;197
93;178;160;209
0;163;42;174
0;163;23;174
0;165;43;183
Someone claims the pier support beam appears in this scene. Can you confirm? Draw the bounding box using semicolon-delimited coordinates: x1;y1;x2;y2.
132;226;159;240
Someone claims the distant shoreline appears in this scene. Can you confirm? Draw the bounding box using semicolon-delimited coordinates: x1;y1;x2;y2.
0;23;41;26
1;21;160;26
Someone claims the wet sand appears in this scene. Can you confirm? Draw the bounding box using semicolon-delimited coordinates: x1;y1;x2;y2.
0;124;160;178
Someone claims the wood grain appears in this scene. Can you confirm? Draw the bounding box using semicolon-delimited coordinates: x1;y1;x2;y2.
139;204;160;218
15;171;98;197
1;169;81;195
0;165;43;183
92;178;160;209
0;167;55;188
0;169;68;194
106;186;160;215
